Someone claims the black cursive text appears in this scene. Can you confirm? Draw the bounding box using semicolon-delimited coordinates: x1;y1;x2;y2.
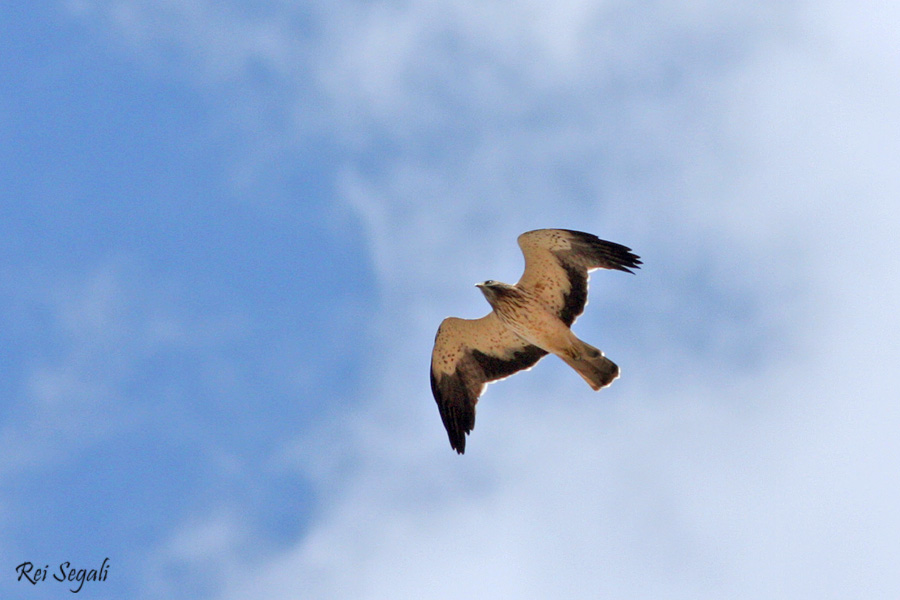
16;558;109;593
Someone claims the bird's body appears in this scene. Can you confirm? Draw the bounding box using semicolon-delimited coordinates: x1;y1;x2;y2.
477;280;619;391
478;282;562;349
430;229;641;453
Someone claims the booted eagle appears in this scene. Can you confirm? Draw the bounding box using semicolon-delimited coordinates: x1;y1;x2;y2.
430;229;641;453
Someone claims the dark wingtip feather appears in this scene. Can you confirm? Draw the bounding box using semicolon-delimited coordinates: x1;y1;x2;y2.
618;248;642;274
560;229;642;273
431;369;474;454
616;254;642;274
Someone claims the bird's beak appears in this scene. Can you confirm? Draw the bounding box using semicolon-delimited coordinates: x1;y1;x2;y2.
475;283;484;288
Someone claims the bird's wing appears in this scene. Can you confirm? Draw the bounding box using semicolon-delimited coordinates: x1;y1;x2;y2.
516;229;641;327
431;313;548;453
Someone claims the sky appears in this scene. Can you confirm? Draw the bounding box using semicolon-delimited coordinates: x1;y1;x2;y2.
2;0;900;598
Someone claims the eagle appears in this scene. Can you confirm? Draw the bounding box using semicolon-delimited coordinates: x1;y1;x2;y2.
430;228;641;453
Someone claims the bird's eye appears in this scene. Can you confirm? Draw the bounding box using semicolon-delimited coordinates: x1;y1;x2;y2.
484;280;494;285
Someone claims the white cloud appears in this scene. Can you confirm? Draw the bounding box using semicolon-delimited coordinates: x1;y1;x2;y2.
250;0;900;597
62;0;900;598
139;508;253;600
65;0;788;148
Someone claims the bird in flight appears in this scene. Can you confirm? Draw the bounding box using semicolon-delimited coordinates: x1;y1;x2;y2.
430;229;641;453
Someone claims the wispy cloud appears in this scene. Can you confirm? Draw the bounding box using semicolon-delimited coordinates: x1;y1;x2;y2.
1;263;149;476
139;508;252;600
0;260;249;477
245;0;900;597
57;0;900;598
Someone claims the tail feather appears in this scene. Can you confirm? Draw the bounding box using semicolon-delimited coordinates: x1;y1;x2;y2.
560;339;619;390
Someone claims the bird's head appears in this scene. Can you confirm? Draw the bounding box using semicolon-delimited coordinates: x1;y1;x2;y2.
475;280;514;306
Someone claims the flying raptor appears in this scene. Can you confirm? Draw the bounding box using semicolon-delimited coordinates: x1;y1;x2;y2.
430;228;641;453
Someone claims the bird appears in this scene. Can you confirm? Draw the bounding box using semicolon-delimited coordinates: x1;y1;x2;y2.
430;228;641;453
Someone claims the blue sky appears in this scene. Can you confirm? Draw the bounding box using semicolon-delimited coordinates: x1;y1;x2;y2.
3;1;900;598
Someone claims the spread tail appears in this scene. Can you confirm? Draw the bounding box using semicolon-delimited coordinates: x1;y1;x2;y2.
560;339;619;391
